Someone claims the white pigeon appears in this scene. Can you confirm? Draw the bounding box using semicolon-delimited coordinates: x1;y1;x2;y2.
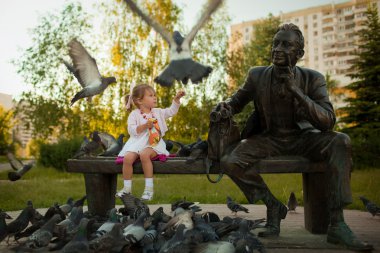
66;38;116;106
124;0;223;86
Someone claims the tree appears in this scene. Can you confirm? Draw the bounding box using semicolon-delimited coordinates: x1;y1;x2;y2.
0;105;13;154
226;14;280;129
340;4;380;167
13;2;93;139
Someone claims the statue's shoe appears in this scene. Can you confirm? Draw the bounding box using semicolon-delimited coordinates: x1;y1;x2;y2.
258;202;288;237
327;221;373;251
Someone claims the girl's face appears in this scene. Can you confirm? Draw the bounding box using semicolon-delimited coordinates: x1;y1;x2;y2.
138;89;157;110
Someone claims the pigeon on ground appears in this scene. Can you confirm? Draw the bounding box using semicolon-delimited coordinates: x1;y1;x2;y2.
287;192;298;212
0;211;12;243
60;218;91;253
14;203;63;240
8;161;34;181
171;198;201;212
123;213;147;245
226;196;249;215
25;214;62;248
89;223;127;252
118;193;150;220
93;208;120;238
99;133;124;156
193;216;219;242
5;151;23;171
66;38;116;106
73;195;87;207
140;228;158;253
59;197;75;215
201;212;220;223
359;196;380;217
6;201;38;244
72;131;103;158
227;219;265;252
194;241;235;253
159;224;194;253
124;0;223;86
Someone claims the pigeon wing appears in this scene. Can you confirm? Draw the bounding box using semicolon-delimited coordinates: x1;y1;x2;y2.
98;132;117;149
124;0;173;45
68;39;102;87
183;0;223;46
6;152;23;171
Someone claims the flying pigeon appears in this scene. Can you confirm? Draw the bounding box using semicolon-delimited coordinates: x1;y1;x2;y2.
287;192;298;212
124;0;223;86
359;196;380;217
65;38;116;106
8;161;34;181
5;151;23;171
226;196;249;215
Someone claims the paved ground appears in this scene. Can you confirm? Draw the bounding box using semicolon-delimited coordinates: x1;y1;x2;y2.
1;204;379;252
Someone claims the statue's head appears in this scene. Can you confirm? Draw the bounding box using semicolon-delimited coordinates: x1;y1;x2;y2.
271;23;305;67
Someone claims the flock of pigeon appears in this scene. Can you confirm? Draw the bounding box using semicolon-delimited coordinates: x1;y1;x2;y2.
63;0;223;106
73;130;208;163
1;195;269;253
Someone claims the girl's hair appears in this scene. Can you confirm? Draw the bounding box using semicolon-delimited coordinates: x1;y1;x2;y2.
125;84;156;111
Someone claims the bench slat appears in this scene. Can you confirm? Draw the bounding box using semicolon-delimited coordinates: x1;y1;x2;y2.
66;157;326;174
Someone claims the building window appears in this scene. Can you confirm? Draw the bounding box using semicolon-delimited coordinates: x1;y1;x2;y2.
313;14;317;19
245;27;249;33
313;23;317;28
295;18;299;22
314;31;318;36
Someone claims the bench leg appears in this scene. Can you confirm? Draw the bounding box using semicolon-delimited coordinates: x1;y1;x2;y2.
302;172;329;234
84;173;117;217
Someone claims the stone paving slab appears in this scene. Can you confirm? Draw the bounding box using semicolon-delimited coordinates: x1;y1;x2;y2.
1;204;379;252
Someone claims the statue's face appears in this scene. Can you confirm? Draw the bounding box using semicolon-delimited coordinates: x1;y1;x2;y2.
271;30;303;67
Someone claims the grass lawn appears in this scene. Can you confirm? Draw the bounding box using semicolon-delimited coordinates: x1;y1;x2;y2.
0;164;379;211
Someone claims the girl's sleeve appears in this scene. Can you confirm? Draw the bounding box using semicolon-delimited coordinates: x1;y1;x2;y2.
161;100;181;119
127;112;139;136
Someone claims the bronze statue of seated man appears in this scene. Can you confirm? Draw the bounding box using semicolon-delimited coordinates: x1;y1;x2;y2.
212;23;373;251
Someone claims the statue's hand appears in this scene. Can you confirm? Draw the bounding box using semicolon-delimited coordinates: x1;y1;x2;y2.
279;66;297;93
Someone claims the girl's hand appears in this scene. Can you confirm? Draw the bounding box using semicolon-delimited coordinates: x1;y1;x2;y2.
174;90;186;103
145;120;153;129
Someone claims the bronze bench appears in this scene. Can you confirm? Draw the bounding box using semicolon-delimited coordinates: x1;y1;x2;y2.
66;156;329;234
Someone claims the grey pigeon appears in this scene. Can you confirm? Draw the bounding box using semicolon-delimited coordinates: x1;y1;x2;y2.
186;140;208;164
226;196;249;215
73;195;87;207
89;223;127;252
99;133;124;156
118;193;150;220
56;206;84;236
6;201;38;243
59;197;75;215
193;215;219;242
26;214;62;248
8;161;34;181
287;192;298;212
14;203;63;240
60;218;91;253
123;213;147;245
67;38;116;106
163;139;174;152
228;219;265;253
0;211;12;243
359;196;380;217
171;198;201;212
201;212;220;223
159;224;193;253
72;131;103;158
140;228;158;253
5;151;23;171
124;0;223;86
73;136;89;158
194;241;235;253
93;208;120;238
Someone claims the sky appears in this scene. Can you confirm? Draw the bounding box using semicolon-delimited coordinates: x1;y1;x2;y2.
0;0;348;99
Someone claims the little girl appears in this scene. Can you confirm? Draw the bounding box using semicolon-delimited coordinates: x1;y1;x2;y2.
116;83;185;200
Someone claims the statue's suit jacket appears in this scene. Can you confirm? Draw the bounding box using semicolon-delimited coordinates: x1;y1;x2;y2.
226;65;337;139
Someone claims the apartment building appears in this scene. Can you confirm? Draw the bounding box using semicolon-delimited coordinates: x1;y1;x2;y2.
0;93;34;157
230;0;380;87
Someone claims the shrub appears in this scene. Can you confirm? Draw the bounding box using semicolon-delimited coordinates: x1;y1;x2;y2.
39;137;82;171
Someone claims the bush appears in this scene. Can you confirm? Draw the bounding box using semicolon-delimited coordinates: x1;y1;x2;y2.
39;137;82;171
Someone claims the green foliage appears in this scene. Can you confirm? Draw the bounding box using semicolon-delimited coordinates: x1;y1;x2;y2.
0;165;379;211
39;137;82;171
0;105;13;154
340;5;380;167
226;14;280;129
